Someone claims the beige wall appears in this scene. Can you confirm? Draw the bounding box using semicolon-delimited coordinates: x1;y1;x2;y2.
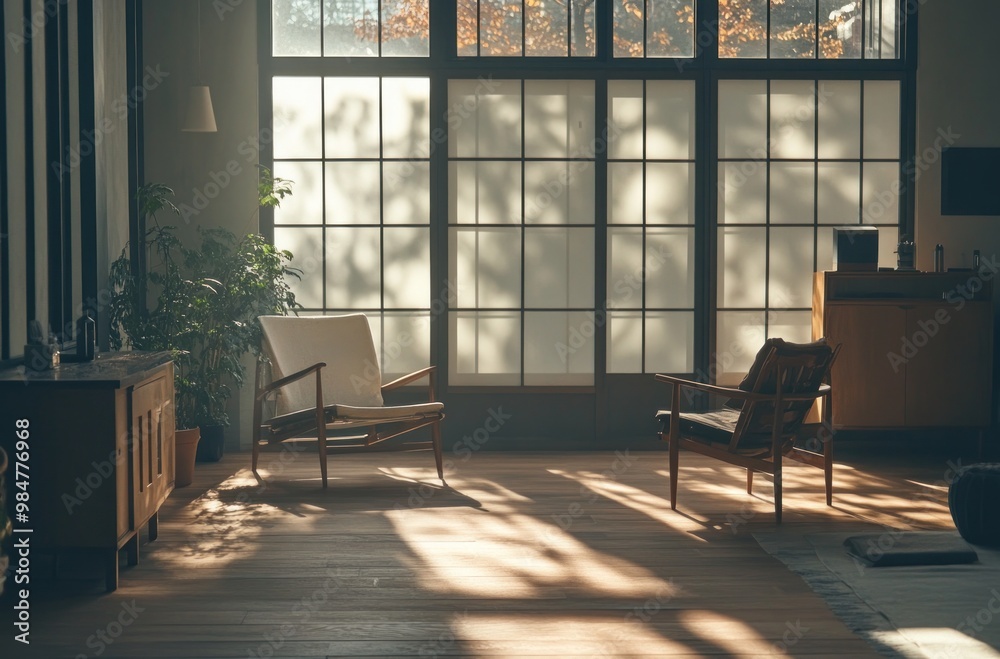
915;0;1000;273
143;0;259;448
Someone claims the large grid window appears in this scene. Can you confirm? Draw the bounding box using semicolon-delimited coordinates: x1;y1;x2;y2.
716;78;901;381
271;76;433;378
448;79;596;386
265;1;912;413
606;80;696;373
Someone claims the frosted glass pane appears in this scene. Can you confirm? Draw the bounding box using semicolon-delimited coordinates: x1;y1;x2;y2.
449;161;522;225
524;312;594;386
323;0;377;56
718;162;767;225
817;81;861;159
817;162;860;225
862;162;900;225
864;81;901;159
325;78;380;158
817;229;834;272
273;161;323;225
450;228;522;308
770;81;815;159
608;312;642;373
274;228;324;308
450;312;521;386
769;162;815;224
272;0;321;56
646;80;695;160
646;312;694;373
524;80;595;158
607;228;643;308
716;311;767;382
381;0;430;57
646;163;694;225
524;161;595;225
525;0;568;57
719;80;767;158
273;78;322;158
769;227;814;309
326;227;381;308
608;80;644;159
384;162;430;225
608;162;644;225
770;0;815;58
383;227;430;309
326;162;380;225
448;79;522;158
382;77;430;159
524;228;594;308
381;313;431;379
645;228;694;309
878;227;899;268
768;311;812;344
719;227;767;308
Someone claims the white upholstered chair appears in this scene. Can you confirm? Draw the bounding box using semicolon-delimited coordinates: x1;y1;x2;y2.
253;314;444;488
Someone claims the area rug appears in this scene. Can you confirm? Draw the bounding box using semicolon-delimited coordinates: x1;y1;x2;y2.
754;530;1000;658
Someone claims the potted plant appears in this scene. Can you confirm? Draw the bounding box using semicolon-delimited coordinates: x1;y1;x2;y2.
183;169;299;460
108;170;300;479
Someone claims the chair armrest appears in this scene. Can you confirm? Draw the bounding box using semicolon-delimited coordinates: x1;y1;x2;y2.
256;362;326;402
654;374;831;403
382;366;437;393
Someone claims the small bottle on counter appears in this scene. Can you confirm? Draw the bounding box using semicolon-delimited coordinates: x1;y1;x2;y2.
934;244;944;272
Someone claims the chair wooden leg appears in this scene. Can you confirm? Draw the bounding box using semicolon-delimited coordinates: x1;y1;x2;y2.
318;430;328;489
824;434;834;507
774;460;783;524
747;469;754;494
668;434;679;511
432;420;444;482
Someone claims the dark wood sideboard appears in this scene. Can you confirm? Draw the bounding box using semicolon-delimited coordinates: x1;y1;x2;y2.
0;351;175;591
812;271;994;435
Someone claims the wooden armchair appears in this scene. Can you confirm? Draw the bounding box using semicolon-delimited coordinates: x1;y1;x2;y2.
253;314;444;488
655;338;839;523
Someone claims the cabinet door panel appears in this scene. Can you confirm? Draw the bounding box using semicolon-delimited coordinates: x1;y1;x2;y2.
905;302;993;426
826;303;906;427
131;375;172;526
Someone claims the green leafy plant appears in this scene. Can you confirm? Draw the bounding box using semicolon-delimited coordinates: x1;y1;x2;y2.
108;170;300;430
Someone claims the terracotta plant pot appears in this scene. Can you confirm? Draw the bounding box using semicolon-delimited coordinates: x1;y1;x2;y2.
175;427;201;488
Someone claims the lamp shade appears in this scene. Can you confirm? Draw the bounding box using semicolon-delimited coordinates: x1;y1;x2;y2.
181;85;217;133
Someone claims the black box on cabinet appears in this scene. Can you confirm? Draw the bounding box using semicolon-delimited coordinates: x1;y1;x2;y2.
833;227;879;272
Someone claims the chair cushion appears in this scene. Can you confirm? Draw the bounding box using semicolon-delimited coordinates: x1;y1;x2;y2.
269;401;444;436
260;314;385;416
656;408;740;444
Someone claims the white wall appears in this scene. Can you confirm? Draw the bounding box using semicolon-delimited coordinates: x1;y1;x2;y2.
143;0;260;449
915;0;1000;272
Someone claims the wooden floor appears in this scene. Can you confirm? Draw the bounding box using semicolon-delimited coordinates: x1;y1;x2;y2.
2;439;969;658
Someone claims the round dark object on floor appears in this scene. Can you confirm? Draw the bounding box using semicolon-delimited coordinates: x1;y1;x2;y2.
949;463;1000;547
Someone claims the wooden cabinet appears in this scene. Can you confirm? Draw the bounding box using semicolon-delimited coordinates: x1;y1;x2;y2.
0;352;175;591
812;272;994;429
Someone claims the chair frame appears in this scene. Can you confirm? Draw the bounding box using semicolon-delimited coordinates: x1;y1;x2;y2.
252;361;444;489
656;348;837;523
